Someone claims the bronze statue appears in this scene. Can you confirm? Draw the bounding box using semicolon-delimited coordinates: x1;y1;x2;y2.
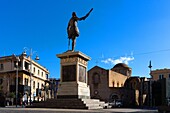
67;8;93;51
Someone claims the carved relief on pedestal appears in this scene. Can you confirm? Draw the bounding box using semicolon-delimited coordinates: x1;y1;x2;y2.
60;57;87;66
61;57;78;64
78;58;87;66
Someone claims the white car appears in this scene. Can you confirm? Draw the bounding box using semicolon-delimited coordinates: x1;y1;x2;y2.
108;100;123;108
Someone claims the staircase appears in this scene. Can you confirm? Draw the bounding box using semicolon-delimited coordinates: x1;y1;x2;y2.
27;98;105;109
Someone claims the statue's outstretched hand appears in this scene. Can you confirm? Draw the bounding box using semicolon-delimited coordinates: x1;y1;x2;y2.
82;16;86;20
80;8;93;20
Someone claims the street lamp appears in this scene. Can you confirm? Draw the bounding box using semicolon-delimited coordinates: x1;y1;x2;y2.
148;60;152;107
148;60;152;74
14;55;20;107
23;48;39;105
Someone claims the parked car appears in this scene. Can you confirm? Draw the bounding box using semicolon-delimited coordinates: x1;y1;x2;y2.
103;103;112;109
108;100;123;108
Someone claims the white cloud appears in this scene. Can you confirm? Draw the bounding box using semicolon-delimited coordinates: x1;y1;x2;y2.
101;56;134;65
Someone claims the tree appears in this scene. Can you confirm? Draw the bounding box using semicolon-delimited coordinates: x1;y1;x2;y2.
7;92;15;105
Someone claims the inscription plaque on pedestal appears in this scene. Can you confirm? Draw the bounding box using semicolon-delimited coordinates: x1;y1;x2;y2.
62;65;76;82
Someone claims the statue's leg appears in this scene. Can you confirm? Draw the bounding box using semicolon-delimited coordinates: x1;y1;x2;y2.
72;37;76;51
68;38;70;50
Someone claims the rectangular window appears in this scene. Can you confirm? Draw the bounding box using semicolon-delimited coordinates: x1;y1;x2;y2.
34;67;35;73
38;70;40;75
25;61;29;70
14;61;21;68
159;74;164;79
33;81;35;89
25;78;26;85
41;72;43;77
25;78;28;85
37;82;39;89
26;78;28;85
0;64;4;70
46;74;49;79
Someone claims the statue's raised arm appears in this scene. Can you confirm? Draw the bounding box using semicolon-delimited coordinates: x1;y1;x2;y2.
67;8;93;51
79;8;93;20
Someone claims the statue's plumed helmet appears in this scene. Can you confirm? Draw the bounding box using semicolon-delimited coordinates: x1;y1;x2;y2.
72;12;76;17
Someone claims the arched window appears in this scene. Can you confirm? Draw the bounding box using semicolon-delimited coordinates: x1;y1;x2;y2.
117;82;119;87
92;73;100;84
113;81;115;87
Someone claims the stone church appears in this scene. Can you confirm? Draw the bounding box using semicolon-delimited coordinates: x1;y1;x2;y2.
88;63;150;107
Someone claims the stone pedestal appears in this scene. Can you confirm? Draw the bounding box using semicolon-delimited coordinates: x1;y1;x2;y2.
56;51;91;99
28;51;105;109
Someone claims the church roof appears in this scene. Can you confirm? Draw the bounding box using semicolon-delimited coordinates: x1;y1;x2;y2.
112;63;130;69
88;65;107;72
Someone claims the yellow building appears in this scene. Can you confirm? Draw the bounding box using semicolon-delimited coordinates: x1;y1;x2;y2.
0;52;49;104
151;68;170;81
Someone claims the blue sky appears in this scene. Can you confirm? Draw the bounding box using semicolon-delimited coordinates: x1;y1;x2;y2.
0;0;170;78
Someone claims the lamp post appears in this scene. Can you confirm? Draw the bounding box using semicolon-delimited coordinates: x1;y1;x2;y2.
14;55;20;107
148;60;152;107
23;48;39;105
148;60;152;74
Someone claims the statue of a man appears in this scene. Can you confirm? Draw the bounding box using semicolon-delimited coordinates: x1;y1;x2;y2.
67;8;93;51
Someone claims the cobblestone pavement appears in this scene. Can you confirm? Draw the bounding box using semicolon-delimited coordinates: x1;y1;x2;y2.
0;108;158;113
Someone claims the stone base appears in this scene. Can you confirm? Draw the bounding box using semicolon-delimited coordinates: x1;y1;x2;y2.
28;98;105;109
57;82;90;99
57;95;89;99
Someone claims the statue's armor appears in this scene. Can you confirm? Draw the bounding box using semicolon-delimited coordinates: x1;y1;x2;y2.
68;17;79;39
67;8;93;51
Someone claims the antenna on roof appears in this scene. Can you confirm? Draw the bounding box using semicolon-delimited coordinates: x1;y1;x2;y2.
95;60;98;66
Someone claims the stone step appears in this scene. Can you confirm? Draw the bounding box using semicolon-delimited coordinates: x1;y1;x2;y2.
99;101;106;108
88;106;103;110
82;99;100;104
82;99;106;109
27;98;105;110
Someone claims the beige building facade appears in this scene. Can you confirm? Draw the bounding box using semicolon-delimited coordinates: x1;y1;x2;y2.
88;64;131;103
151;68;170;81
0;52;49;104
88;63;150;107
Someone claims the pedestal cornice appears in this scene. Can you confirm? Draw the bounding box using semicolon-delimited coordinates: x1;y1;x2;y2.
56;50;91;61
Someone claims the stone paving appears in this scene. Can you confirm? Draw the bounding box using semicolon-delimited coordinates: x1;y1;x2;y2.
0;107;158;113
